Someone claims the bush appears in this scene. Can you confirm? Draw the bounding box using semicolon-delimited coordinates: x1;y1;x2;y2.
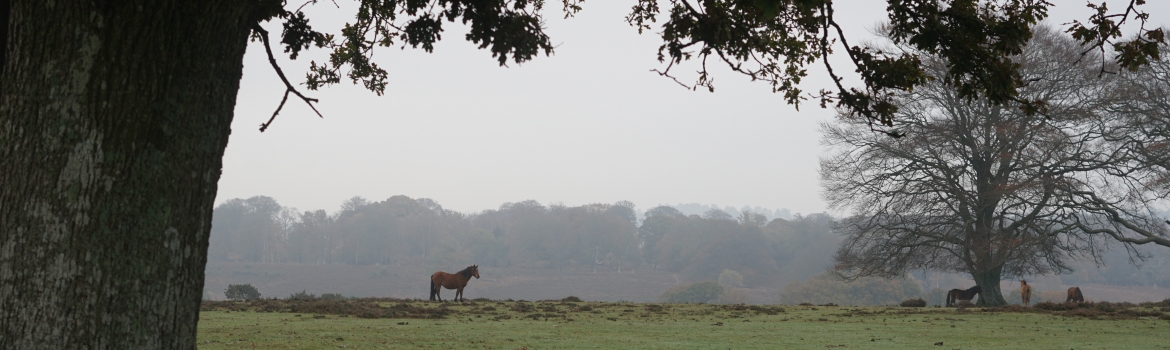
900;298;927;307
320;293;346;301
225;284;261;301
658;282;724;303
288;290;316;300
561;296;583;302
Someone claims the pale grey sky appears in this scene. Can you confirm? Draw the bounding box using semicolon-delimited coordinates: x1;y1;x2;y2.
220;1;1170;215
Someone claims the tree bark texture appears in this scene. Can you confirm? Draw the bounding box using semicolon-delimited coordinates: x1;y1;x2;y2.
971;267;1007;306
0;1;253;348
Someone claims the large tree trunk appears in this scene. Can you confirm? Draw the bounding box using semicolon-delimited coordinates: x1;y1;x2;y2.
1;1;254;348
971;267;1008;307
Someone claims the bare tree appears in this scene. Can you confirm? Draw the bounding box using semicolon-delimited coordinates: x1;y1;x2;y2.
821;26;1170;306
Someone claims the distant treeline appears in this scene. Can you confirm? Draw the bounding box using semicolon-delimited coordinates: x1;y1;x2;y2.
208;195;839;287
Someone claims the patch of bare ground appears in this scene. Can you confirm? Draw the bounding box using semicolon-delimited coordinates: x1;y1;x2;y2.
981;299;1170;320
200;298;451;319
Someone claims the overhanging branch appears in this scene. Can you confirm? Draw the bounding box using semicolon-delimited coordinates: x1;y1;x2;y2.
253;23;323;132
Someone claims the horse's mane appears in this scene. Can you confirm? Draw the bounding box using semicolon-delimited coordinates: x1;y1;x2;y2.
967;285;982;293
459;265;476;278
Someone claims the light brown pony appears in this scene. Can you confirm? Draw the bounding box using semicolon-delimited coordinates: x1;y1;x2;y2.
1020;280;1033;307
1066;287;1084;303
430;265;479;302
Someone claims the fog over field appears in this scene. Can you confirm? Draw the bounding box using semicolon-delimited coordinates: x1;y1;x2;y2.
204;196;1170;304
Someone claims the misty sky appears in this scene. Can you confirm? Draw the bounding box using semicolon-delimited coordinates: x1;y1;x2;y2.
220;1;1170;216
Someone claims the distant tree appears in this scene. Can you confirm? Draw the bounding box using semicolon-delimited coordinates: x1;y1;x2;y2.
682;218;780;286
639;206;688;269
339;196;370;214
466;228;510;267
823;27;1170;306
427;239;473;270
762;214;840;284
703;208;734;221
608;200;639;225
287;210;334;264
739;211;768;227
717;269;744;287
638;206;783;286
224;284;261;301
208;196;288;263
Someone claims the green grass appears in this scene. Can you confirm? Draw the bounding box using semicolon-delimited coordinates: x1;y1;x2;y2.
198;300;1170;349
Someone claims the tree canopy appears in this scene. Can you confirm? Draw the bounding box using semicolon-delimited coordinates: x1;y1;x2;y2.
257;0;1166;134
627;0;1163;136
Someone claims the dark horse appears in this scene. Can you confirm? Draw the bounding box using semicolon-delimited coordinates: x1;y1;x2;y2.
945;286;982;307
430;265;480;302
1066;287;1084;303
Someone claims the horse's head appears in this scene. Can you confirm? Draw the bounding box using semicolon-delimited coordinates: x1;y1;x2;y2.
1020;279;1028;285
470;265;480;279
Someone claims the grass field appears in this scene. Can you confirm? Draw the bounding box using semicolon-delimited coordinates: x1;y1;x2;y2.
198;299;1170;349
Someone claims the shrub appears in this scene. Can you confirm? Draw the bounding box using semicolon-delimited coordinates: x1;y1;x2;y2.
320;293;346;301
225;284;261;301
658;282;724;303
288;290;316;300
900;298;927;307
561;296;583;302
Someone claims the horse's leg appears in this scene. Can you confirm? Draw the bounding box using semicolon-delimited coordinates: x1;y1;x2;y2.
456;286;464;302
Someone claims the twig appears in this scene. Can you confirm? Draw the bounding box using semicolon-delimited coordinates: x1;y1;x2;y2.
253;23;324;132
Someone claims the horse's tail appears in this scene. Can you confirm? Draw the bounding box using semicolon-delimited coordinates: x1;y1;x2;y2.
945;291;953;307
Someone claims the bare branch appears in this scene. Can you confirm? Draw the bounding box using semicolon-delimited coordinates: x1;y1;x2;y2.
253;24;323;132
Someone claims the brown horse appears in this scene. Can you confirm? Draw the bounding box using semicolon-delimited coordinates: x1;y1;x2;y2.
1020;280;1033;307
1066;287;1084;303
430;265;480;302
945;286;982;307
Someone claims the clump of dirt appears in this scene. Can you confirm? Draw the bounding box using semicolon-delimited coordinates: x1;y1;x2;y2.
510;302;534;313
900;298;927;307
717;304;785;315
1033;301;1136;312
